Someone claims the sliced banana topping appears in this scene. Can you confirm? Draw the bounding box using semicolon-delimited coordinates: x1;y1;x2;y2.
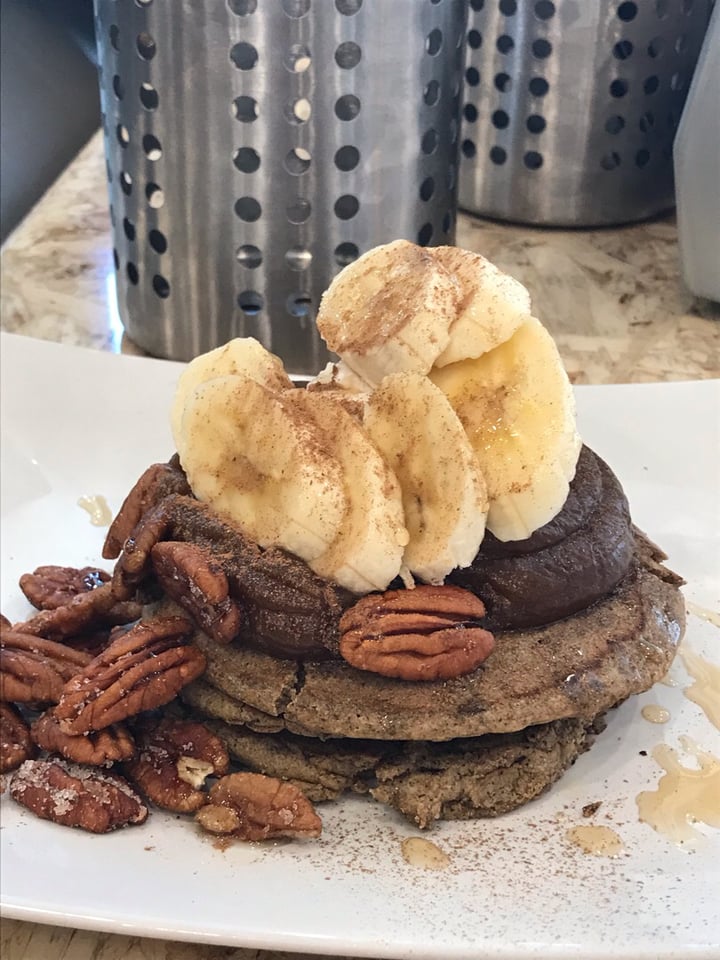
287;391;408;594
316;239;460;386
364;373;488;585
171;337;292;457
430;246;532;367
305;360;370;421
172;241;582;592
430;317;582;542
178;375;347;562
176;373;407;594
307;359;373;395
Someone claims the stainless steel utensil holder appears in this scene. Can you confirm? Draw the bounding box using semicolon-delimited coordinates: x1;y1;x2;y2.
95;0;467;373
459;0;711;226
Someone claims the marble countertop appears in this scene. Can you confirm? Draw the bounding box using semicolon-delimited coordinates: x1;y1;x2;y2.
1;132;718;960
2;131;719;385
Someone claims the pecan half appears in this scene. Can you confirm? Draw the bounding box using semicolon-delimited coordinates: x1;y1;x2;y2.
19;565;111;610
195;772;322;841
0;630;92;703
10;758;147;832
123;719;229;813
339;585;495;681
151;541;242;644
112;500;173;594
54;617;205;735
103;459;192;560
12;581;137;641
1;703;37;772
31;710;135;765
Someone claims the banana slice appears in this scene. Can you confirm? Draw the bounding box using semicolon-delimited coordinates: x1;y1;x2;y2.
430;318;582;542
430;246;531;367
286;390;408;594
171;338;292;456
316;240;460;386
307;359;373;395
178;375;346;562
306;360;370;420
364;372;488;584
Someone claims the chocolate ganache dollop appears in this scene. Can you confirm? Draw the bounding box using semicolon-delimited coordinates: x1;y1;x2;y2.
115;447;634;660
448;446;634;630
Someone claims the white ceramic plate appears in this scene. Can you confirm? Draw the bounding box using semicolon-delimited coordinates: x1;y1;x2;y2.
1;332;719;959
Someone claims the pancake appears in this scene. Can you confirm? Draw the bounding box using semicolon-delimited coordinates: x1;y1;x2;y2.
181;528;683;742
199;715;606;827
124;444;684;825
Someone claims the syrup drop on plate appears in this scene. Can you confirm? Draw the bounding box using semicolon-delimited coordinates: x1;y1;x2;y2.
679;645;720;730
641;704;671;724
77;494;113;527
565;825;625;857
636;736;720;845
400;837;451;870
686;601;720;629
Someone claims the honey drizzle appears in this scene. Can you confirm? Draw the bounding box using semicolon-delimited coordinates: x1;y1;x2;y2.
77;494;113;527
686;601;720;629
679;646;720;730
565;825;625;858
641;704;670;724
400;837;451;870
636;736;720;845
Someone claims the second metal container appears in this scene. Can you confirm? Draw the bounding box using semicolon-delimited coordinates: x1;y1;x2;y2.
96;0;467;374
459;0;711;226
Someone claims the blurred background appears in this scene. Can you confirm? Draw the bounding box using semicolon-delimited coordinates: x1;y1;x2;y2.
0;0;715;360
0;0;100;243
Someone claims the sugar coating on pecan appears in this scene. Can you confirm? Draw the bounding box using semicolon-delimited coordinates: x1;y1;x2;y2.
0;630;92;704
10;758;147;832
123;719;229;813
12;581;135;641
195;772;322;841
151;541;243;644
339;584;495;681
103;459;192;560
54;617;206;735
31;710;135;765
0;703;37;773
19;565;111;611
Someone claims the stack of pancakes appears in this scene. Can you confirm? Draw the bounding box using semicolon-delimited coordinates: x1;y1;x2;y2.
168;446;684;827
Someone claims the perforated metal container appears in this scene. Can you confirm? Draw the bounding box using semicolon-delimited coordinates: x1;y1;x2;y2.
459;0;712;226
94;0;467;373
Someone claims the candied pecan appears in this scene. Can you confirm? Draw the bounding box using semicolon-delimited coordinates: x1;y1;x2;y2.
103;459;192;560
151;541;242;644
1;703;37;772
195;772;321;841
19;565;111;611
112;500;174;594
0;614;11;629
54;617;205;735
0;631;92;703
12;581;137;642
123;719;228;813
339;585;495;681
58;627;120;656
31;710;135;765
10;758;147;832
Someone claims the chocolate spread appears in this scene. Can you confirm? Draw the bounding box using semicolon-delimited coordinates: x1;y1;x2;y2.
448;446;634;629
126;446;634;658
